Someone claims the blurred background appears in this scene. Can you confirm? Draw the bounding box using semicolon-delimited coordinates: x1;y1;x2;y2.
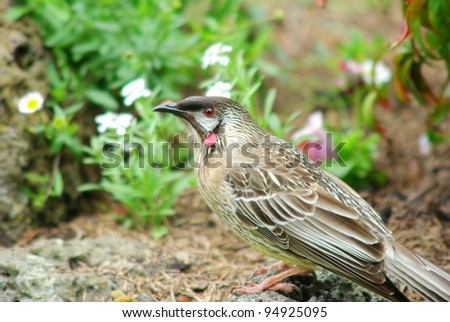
0;0;449;301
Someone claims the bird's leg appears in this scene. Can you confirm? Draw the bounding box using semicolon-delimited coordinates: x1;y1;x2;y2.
235;267;309;294
253;261;291;276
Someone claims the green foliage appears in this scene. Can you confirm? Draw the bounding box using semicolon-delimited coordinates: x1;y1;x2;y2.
338;30;386;61
309;30;390;187
323;130;384;188
21;172;53;209
20;102;83;210
392;0;450;143
9;0;279;234
80;99;195;233
9;0;201;104
34;103;84;156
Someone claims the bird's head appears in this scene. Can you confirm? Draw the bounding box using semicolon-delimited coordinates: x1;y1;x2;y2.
153;96;264;149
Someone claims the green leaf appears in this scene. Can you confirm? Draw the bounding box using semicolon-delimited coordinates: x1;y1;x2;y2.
50;169;64;197
158;208;176;216
93;21;121;32
63;135;83;157
263;88;277;120
46;61;65;93
42;2;71;25
428;0;450;35
64;102;84;116
427;128;450;144
361;90;378;129
4;6;31;21
84;89;119;110
45;26;73;46
77;183;102;192
429;103;450;125
30;124;46;134
51;103;67;119
25;172;49;184
151;225;168;239
71;40;101;57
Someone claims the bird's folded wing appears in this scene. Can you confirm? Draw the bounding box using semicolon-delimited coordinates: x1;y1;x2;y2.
226;164;393;288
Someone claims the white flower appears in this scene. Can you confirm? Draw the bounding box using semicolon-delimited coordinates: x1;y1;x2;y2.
95;112;116;133
17;92;45;114
201;43;232;69
205;81;232;98
120;78;152;106
360;60;392;87
418;133;432;156
95;112;134;135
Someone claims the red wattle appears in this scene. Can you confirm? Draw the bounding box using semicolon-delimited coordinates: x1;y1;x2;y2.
204;132;217;147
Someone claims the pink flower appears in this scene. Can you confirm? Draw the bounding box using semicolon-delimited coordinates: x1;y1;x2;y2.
339;60;362;75
291;111;336;162
314;0;327;8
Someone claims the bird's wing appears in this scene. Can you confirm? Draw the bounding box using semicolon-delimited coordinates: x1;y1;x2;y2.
225;150;402;298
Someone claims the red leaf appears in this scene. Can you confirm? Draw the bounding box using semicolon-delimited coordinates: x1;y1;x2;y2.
389;0;427;50
377;97;392;110
375;124;387;136
389;21;411;50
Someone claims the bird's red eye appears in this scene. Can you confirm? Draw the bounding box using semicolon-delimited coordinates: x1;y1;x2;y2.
204;108;215;117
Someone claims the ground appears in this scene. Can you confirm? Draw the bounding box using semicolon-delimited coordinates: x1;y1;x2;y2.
1;1;449;302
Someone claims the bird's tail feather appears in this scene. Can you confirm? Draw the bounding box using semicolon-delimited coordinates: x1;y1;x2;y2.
384;240;450;301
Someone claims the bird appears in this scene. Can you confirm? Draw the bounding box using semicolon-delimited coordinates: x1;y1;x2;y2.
153;96;450;302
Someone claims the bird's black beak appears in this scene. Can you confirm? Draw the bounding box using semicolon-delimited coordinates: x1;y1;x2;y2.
153;99;207;136
153;102;187;117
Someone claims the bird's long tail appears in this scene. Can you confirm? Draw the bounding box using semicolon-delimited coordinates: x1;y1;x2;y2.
384;240;450;301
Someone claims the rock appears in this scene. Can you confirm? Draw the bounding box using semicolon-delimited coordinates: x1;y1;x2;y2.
0;1;93;245
191;279;209;292
308;270;386;302
0;3;43;244
228;290;295;302
133;293;156;302
0;236;153;302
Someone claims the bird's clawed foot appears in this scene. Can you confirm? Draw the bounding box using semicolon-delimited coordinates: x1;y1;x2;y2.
234;267;310;295
253;261;291;276
235;282;295;294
